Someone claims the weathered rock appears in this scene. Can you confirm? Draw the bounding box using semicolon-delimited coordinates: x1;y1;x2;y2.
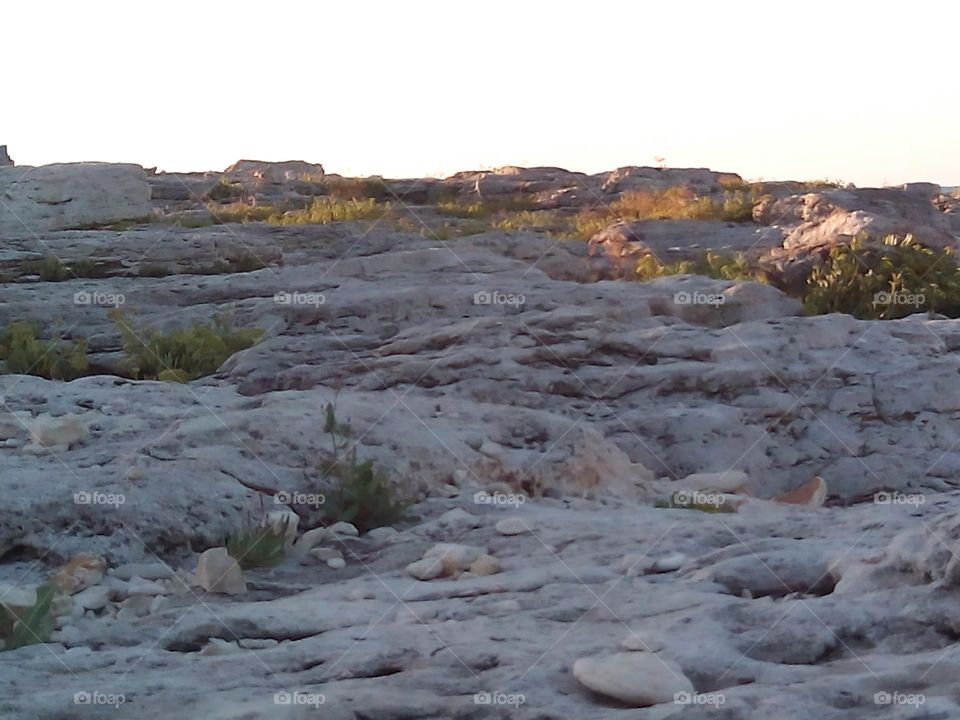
495;517;532;536
573;652;694;707
0;163;151;236
51;553;106;594
0;145;12;167
194;548;246;595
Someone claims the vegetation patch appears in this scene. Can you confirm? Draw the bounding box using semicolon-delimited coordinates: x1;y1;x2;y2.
318;403;407;533
226;518;290;569
0;322;89;380
803;234;960;319
111;311;263;381
633;252;763;283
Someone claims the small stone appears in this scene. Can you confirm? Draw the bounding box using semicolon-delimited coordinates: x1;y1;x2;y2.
347;588;375;601
424;543;486;574
326;557;346;569
309;547;343;562
650;553;686;573
573;652;693;707
292;527;328;556
126;466;145;482
51;553;107;594
111;562;174;581
437;508;481;529
366;526;400;543
201;638;241;656
478;441;505;458
468;554;501;577
126;577;169;596
495;517;532;536
774;476;827;508
437;483;460;498
330;521;359;537
149;595;168;614
119;595;153;617
406;557;445;581
620;631;665;653
73;585;110;611
195;547;246;595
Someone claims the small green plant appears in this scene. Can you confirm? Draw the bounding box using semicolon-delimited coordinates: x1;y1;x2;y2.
0;322;88;380
22;256;69;281
226;517;290;569
112;311;263;381
803;234;960;319
0;583;57;651
319;403;406;533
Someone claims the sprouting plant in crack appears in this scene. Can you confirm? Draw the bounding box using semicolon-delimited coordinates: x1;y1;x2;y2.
318;402;407;533
226;516;291;569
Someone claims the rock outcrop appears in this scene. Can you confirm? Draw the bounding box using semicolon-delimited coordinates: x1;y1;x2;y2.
0;145;12;166
0;162;151;236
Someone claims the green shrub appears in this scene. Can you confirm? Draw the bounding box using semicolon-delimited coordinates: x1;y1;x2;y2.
226;518;290;569
0;583;57;651
112;311;263;381
273;197;387;225
0;322;89;380
436;195;538;219
70;259;107;278
613;186;759;223
633;252;762;282
803;234;960;319
319;403;406;533
22;256;69;281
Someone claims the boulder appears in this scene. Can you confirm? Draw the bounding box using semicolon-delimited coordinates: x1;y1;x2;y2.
194;548;246;595
573;652;694;707
0;163;151;236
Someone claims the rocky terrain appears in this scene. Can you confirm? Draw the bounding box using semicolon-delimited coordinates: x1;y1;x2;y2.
2;158;960;719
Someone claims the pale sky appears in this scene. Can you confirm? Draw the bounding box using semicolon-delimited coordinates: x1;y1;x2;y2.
6;1;959;186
